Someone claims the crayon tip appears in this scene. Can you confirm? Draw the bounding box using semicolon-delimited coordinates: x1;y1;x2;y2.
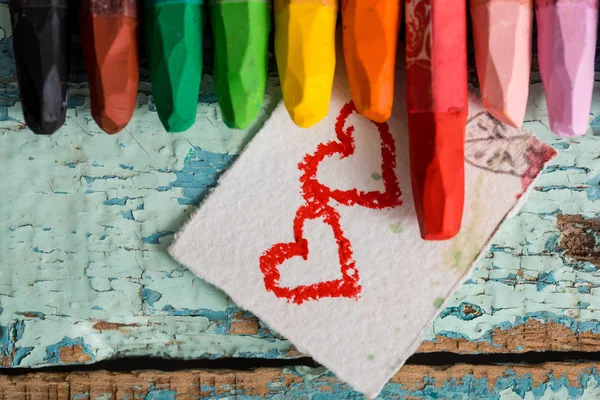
156;109;196;133
358;107;389;125
92;113;129;135
548;121;588;138
408;111;466;241
287;103;328;129
22;67;68;135
25;114;66;136
482;100;524;129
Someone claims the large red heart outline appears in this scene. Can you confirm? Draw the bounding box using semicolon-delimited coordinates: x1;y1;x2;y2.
259;203;361;305
299;101;402;210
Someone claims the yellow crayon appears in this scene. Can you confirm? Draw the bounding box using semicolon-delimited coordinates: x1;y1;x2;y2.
274;0;338;128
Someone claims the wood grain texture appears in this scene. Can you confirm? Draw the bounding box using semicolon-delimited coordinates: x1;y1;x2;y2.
2;363;600;399
2;4;600;370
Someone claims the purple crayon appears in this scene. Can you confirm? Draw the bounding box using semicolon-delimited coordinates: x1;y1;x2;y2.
536;0;598;137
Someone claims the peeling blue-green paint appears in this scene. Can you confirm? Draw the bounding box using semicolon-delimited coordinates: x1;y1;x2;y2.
585;173;600;201
545;165;590;173
104;197;137;206
536;271;556;292
198;93;218;104
439;303;484;321
170;147;236;206
161;305;228;321
590;115;600;136
551;141;570;150
1;320;33;366
141;231;174;244
376;367;600;399
578;285;591;294
544;234;559;252
536;185;584;193
44;337;94;365
15;311;45;320
141;289;163;307
66;96;86;109
145;387;177;400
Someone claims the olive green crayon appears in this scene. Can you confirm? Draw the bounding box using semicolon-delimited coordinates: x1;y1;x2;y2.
209;0;270;129
145;0;204;132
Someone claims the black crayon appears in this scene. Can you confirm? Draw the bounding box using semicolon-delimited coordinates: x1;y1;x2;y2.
9;0;71;135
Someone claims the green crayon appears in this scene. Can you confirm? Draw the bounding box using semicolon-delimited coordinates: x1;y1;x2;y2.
145;0;204;132
209;0;270;129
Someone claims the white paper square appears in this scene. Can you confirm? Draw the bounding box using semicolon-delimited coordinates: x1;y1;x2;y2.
170;54;555;398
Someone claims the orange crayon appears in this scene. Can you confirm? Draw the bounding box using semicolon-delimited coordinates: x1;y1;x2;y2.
341;0;401;122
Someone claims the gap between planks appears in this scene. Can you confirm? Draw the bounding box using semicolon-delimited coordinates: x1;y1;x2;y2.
0;363;598;399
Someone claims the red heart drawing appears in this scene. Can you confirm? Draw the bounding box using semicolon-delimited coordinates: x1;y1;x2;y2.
259;101;404;304
299;101;402;210
259;203;361;305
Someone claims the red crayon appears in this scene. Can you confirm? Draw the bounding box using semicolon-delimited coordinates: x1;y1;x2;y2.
405;0;467;240
80;0;139;134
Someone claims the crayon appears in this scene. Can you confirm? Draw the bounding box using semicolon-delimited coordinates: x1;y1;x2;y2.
536;0;598;137
405;0;467;240
9;0;71;135
274;0;337;128
145;0;204;132
210;0;270;129
470;0;533;128
341;0;401;123
80;0;139;134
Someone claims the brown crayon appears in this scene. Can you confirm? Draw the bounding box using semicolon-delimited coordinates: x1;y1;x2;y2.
80;0;139;134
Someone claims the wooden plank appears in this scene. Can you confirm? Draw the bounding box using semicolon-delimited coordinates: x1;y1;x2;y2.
2;5;600;367
2;363;600;399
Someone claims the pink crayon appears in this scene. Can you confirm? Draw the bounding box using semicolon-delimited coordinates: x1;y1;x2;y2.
536;0;598;137
470;0;533;128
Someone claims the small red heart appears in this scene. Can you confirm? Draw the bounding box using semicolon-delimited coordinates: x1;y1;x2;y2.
259;203;361;304
299;101;402;210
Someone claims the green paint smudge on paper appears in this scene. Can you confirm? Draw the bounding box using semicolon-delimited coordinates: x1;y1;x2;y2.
389;222;402;233
433;297;445;308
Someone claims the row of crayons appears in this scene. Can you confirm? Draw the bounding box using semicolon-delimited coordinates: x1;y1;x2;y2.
8;0;597;240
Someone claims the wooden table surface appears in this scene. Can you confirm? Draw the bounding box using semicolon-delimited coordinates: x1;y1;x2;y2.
2;4;600;398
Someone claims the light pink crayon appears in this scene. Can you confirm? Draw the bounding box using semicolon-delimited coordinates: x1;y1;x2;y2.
471;0;533;128
536;0;598;137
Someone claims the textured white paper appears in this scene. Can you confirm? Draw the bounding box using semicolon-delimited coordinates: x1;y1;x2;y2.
170;56;556;397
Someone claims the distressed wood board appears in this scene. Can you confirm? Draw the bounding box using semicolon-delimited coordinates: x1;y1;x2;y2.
2;3;600;370
3;363;600;399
